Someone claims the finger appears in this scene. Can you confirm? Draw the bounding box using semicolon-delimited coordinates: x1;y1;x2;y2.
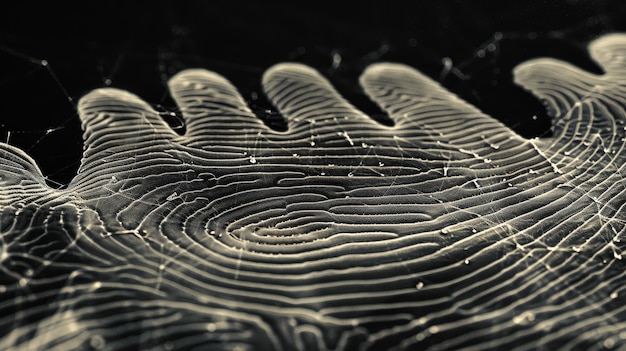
0;143;51;205
589;33;626;76
360;62;519;146
75;88;177;182
513;50;626;158
168;69;268;146
513;59;599;119
262;63;375;131
514;34;626;147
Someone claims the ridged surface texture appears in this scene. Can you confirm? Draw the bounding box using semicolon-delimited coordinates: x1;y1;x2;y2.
2;34;626;350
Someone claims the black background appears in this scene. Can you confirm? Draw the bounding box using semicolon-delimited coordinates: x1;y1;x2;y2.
1;1;625;187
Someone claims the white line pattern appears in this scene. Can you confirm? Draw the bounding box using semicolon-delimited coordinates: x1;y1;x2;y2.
2;34;626;350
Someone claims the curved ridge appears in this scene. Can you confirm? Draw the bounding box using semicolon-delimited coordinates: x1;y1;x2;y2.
2;34;626;350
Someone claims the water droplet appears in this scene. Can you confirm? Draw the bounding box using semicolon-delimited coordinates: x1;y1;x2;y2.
378;162;385;167
310;141;316;146
572;246;581;253
615;251;622;260
604;338;616;349
428;326;439;334
110;176;118;183
471;228;477;233
361;142;369;148
206;323;217;332
611;291;619;299
416;282;424;289
513;311;535;324
484;158;492;163
464;259;470;265
89;335;106;350
441;228;450;235
564;150;571;156
249;156;257;164
347;172;354;177
332;52;342;69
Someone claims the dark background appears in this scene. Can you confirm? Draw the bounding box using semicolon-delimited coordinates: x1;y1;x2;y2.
0;1;625;187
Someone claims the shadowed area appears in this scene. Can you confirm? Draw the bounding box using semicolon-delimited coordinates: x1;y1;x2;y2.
2;34;626;350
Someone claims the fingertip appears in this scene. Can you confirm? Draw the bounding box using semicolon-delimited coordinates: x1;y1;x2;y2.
263;62;315;78
361;62;412;77
589;33;626;72
0;143;46;185
168;69;230;89
77;88;153;125
262;62;371;129
167;68;264;144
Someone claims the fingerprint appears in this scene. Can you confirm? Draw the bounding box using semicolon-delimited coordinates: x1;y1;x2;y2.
2;34;626;350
